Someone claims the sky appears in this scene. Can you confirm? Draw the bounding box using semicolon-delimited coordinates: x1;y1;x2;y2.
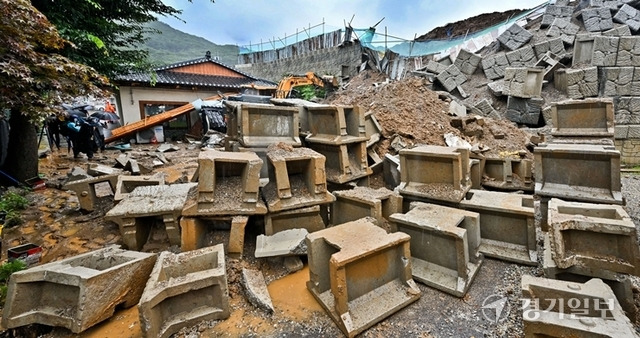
160;0;548;48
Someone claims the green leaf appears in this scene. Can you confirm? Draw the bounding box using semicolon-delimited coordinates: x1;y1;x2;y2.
87;34;105;49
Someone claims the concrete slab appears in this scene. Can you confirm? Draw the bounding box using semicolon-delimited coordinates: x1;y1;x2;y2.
331;187;402;228
138;244;229;338
548;198;640;276
182;150;267;216
62;174;119;211
482;157;533;192
390;202;483;297
543;233;638;320
241;268;274;314
113;174;165;202
551;98;614;140
106;183;196;250
255;228;308;258
521;275;635;337
2;246;156;333
262;147;335;213
306;218;421;337
534;143;622;205
307;141;372;184
264;205;325;235
460;190;536;265
397;145;471;204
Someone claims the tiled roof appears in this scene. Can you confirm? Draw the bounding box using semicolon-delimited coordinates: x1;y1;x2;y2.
115;56;277;88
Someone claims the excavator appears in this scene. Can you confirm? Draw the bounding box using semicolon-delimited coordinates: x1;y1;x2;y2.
274;72;338;99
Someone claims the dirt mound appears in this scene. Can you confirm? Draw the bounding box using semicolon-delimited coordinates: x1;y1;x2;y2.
417;9;526;41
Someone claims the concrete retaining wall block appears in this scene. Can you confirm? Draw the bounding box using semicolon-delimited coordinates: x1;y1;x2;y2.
572;34;596;66
113;174;165;202
592;36;620;66
547;18;580;45
453;49;482;75
613;4;640;32
498;23;533;50
331;187;402;227
62;174;119;212
504;67;544;98
551;98;614;139
264;205;326;235
226;102;301;148
615;96;640;124
600;66;636;96
542;5;574;28
436;64;467;92
603;24;632;36
305;105;367;144
582;7;614;32
534;37;567;60
616;36;640;66
505;45;537;67
565;66;599;99
482;157;534;191
307;141;372;184
482;53;509;80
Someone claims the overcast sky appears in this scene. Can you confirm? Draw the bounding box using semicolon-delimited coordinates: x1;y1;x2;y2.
160;0;548;47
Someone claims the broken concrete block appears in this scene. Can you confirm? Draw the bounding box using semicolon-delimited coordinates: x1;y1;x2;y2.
331;187;402;228
397;145;471;204
305;105;367;144
87;163;120;176
565;66;599;99
505;96;544;126
364;111;382;148
155;152;169;164
390;202;483;297
505;45;537;67
264;205;326;235
306;218;421;337
113;174;165;202
482;53;509;80
593;36;620;67
283;256;304;273
548;198;640;276
138;244;229;338
534;37;567;60
307;141;372;184
482;157;534;192
572;34;597;66
616;36;640;66
127;159;140;175
498;23;533;50
262;147;335;213
182;149;267;216
2;246;156;333
105;184;195;250
547;18;580;45
582;7;614;32
449;100;467;117
535;51;565;81
590;0;622;10
241;268;274;314
460;190;536;265
62;174;119;211
504;67;544;98
436;64;467;92
228;103;301;148
426;59;448;74
541;5;574;28
551;98;615;140
255;228;308;258
542;233;638;320
179;215;249;257
156;143;179;153
521;275;636;337
534;143;623;204
453;49;482;75
615;96;640;124
613;4;640;32
603;24;632;36
474;98;502;120
67;166;91;182
383;154;401;190
487;80;505;97
469;157;484;189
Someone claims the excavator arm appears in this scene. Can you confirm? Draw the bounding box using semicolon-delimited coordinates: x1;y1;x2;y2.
275;72;337;99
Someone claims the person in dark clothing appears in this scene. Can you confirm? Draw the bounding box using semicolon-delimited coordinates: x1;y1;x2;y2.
46;114;61;150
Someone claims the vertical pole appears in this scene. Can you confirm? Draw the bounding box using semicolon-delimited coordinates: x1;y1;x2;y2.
385;26;388;50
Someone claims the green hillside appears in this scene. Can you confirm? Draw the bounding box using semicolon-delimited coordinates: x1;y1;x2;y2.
142;21;239;67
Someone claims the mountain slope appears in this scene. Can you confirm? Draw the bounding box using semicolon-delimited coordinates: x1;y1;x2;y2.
142;21;239;67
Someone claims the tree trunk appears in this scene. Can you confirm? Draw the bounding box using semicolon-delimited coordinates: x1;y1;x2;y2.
2;110;38;183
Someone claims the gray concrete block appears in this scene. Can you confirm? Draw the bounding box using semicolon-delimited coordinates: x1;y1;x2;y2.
255;228;308;258
504;67;544;98
582;7;614;32
67;166;91;182
390;202;483;297
262;147;335;213
426;59;448;74
383;154;401;190
105;183;196;250
307;141;372;184
305;105;367;145
138;244;229;338
548;198;640;276
2;246;156;333
521;275;636;337
474;99;502;119
482;53;509;80
615;124;630;139
398;145;471;204
600;66;634;96
628;124;640;138
590;0;623;9
241;269;274;314
551;98;615;139
615;96;640;124
306;218;421;337
573;34;597;67
482;157;534;191
602;24;632;36
449;100;467;117
613;4;640;32
283;256;304;273
534;37;567;60
505;45;537;67
542;5;574;28
264;205;326;235
534;143;623;204
498;23;533;50
454;49;482;75
331;187;402;227
592;36;620;66
487;80;505;96
436;64;467;92
616;36;640;66
460;190;536;265
113;174;165;202
547;18;580;45
566;66;599;99
505;96;544;126
62;174;119;211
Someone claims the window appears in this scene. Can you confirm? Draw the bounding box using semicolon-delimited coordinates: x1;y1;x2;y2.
139;101;189;129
